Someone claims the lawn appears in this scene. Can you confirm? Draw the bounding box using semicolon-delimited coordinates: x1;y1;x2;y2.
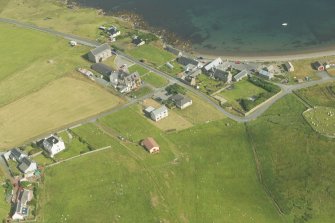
295;83;335;107
142;72;169;88
158;60;184;76
126;45;175;67
303;106;335;137
0;77;124;150
219;80;266;102
247;94;335;222
174;92;226;124
0;23;91;107
130;86;152;98
197;73;225;95
128;64;150;76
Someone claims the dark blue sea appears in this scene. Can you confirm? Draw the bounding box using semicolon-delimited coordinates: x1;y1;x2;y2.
74;0;335;56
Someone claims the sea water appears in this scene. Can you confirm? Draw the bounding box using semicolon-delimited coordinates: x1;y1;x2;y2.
74;0;335;56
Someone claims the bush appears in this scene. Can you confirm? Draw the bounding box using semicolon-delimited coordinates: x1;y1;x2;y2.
166;83;186;95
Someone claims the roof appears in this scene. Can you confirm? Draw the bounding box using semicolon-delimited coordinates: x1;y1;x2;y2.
204;57;223;71
170;94;184;101
107;26;119;35
144;106;155;113
91;63;114;77
11;148;26;161
313;61;323;67
45;136;59;145
142;137;159;150
177;56;199;66
170;94;192;107
89;43;111;56
132;36;144;45
234;70;249;80
151;106;168;116
165;45;181;55
213;69;227;79
18;157;34;173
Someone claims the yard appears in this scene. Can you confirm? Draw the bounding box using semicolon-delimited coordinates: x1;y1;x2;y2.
126;45;175;67
142;72;169;88
0;77;124;150
303;106;335;137
158;60;184;76
197;73;225;95
128;64;150;76
129;86;152;98
219;80;266;102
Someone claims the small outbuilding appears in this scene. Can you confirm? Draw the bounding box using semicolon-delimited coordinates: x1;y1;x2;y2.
141;137;160;154
284;62;294;72
313;61;325;71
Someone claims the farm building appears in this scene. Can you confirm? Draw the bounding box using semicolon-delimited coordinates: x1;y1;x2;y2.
12;189;33;220
43;135;66;157
170;94;193;109
313;61;325;71
141;137;160;154
87;43;112;63
284;62;294;72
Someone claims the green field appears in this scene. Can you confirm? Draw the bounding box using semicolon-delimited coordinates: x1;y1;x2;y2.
128;64;150;76
247;95;335;222
303;106;335;137
130;86;152;98
296;83;335;107
158;60;184;76
37;105;284;223
142;72;169;88
126;45;175;67
219;80;267;101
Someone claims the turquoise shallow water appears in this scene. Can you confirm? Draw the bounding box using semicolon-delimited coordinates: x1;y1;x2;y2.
74;0;335;55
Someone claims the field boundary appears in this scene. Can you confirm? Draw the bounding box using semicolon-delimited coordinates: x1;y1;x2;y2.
244;90;283;116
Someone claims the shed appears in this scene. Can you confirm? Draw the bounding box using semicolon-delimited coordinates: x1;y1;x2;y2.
141;137;160;154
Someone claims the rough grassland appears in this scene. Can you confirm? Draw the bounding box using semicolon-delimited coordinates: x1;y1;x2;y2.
0;23;91;107
247;95;335;222
0;77;123;150
38;109;283;223
296;83;335;107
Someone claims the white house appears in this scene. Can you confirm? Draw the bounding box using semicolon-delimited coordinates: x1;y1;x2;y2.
203;57;223;73
107;26;121;38
150;106;169;122
234;70;249;82
259;69;274;80
43;135;66;157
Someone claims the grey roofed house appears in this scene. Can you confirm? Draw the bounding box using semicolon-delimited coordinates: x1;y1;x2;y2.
10;148;27;162
132;36;145;46
91;63;114;78
164;45;182;56
177;56;200;67
87;43;112;63
170;94;193;109
18;157;37;174
234;70;249;82
213;69;232;83
216;61;231;72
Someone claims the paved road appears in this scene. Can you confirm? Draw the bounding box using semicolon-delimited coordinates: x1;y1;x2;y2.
1;17;335;123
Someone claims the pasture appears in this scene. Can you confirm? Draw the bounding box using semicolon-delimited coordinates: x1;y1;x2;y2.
0;77;123;150
296;83;335;107
247;95;335;222
142;72;169;88
38;107;284;223
303;106;335;137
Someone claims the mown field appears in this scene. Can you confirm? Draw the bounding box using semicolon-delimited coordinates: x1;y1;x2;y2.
38;105;284;223
247;95;335;223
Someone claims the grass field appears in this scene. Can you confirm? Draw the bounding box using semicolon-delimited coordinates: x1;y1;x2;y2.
158;60;184;76
247;95;335;222
142;72;169;88
128;64;150;76
0;23;91;107
126;45;175;67
0;169;10;220
219;80;266;101
0;77;124;150
296;83;335;107
303;106;335;137
130;86;152;98
174;92;226;124
38;107;284;223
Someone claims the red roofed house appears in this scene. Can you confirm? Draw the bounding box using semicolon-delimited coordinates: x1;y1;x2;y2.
141;137;160;154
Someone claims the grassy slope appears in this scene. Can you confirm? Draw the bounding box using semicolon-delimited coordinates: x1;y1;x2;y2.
296;83;335;108
0;23;91;107
247;95;335;222
39;107;283;223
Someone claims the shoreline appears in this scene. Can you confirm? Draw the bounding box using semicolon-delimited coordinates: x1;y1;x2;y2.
69;1;335;62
